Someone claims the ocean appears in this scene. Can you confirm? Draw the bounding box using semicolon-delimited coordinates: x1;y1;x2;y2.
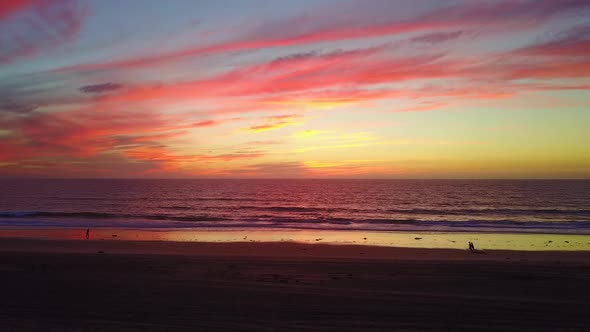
1;179;589;235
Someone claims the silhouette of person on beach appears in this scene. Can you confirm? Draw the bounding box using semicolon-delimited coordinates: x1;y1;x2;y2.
86;228;90;240
468;241;486;254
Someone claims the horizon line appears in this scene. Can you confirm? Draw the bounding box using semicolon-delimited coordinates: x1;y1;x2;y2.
0;177;588;181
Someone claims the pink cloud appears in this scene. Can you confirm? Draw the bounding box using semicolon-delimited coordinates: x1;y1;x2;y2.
500;58;590;79
0;0;86;64
0;94;266;177
0;0;33;19
54;1;590;73
394;101;449;113
515;24;590;57
61;41;590;122
191;120;219;127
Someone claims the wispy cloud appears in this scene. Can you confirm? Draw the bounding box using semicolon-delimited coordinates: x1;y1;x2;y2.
54;1;590;73
293;131;379;153
246;114;303;133
393;101;449;113
516;24;590;56
2;1;590;178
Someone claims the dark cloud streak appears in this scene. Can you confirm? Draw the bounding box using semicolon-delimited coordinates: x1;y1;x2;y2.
411;31;463;43
0;100;39;114
79;83;123;94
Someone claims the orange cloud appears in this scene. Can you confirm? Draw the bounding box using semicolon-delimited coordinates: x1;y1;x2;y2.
0;101;242;175
122;146;264;174
248;121;295;132
246;114;303;133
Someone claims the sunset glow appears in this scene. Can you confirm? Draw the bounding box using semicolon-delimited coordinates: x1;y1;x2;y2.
1;0;589;178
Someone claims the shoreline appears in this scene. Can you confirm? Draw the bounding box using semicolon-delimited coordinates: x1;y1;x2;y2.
1;227;589;251
1;217;588;235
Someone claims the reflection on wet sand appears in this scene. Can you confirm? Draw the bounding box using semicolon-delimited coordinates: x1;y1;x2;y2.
1;228;589;251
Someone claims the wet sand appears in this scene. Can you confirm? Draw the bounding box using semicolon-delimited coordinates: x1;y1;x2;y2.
1;238;590;331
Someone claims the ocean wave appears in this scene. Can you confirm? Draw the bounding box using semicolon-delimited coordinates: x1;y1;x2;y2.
383;207;590;216
0;218;588;234
0;211;225;222
5;206;588;220
1;210;589;234
158;206;192;210
0;211;39;217
2;208;589;222
222;205;590;216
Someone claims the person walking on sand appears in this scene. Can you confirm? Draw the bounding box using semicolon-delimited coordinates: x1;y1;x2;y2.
86;228;90;240
468;241;474;252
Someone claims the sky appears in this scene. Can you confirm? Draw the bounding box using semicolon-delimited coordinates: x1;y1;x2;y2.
0;0;589;179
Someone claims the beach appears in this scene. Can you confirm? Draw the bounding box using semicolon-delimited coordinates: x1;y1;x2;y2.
1;238;589;331
2;0;590;328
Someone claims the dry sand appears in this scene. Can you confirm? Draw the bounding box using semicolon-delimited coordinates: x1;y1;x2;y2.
1;238;589;331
